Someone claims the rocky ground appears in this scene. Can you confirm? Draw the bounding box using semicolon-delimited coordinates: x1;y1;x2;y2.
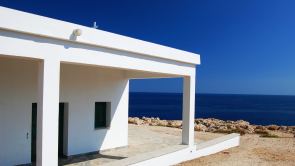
128;117;295;137
179;132;295;166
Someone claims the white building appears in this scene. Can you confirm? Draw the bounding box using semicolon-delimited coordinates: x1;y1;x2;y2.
0;7;239;166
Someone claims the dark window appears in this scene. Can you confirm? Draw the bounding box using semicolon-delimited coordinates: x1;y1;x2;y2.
95;102;110;129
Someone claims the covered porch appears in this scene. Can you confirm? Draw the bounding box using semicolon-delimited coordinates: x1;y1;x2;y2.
0;55;195;166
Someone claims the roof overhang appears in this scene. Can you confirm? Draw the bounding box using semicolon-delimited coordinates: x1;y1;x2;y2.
0;6;200;65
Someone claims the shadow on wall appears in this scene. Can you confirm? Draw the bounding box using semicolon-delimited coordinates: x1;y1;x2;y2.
93;77;129;150
59;63;129;157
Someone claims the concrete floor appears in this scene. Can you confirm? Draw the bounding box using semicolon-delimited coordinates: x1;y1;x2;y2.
60;124;184;166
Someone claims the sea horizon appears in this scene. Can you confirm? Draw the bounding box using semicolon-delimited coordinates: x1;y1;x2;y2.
129;92;295;126
130;91;295;97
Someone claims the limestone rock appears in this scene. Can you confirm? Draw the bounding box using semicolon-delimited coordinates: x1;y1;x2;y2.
194;124;207;131
128;117;144;125
128;117;294;135
167;120;182;128
267;125;280;130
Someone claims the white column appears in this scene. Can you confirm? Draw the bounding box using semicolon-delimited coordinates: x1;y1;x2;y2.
182;74;196;146
37;58;60;166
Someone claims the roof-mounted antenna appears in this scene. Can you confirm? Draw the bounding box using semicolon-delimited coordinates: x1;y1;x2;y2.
93;21;98;29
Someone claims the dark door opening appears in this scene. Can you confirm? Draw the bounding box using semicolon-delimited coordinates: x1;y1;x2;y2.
31;103;66;162
31;103;37;162
58;103;65;158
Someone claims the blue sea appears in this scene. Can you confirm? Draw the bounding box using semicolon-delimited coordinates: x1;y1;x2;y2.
129;92;295;126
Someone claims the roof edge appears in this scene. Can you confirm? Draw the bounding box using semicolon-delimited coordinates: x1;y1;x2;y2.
0;6;200;65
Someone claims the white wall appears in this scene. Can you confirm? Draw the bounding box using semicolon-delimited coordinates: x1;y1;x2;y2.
0;57;129;165
60;63;129;155
0;58;38;166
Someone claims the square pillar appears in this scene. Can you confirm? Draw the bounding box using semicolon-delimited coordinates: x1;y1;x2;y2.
37;58;60;166
182;75;196;146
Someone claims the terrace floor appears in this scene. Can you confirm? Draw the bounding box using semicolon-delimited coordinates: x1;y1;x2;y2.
58;124;223;166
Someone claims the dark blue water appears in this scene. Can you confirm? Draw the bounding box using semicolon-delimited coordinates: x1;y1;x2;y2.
129;92;295;126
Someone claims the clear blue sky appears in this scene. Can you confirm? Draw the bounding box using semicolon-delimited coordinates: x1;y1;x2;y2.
1;0;295;95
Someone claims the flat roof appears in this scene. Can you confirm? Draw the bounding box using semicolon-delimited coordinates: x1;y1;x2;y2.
0;6;200;65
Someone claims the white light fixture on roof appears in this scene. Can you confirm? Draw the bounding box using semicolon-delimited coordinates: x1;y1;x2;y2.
73;29;82;36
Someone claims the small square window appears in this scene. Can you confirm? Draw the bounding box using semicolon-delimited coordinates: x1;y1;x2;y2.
95;102;110;129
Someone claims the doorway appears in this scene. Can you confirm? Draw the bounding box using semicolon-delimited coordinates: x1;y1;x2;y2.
31;103;67;162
